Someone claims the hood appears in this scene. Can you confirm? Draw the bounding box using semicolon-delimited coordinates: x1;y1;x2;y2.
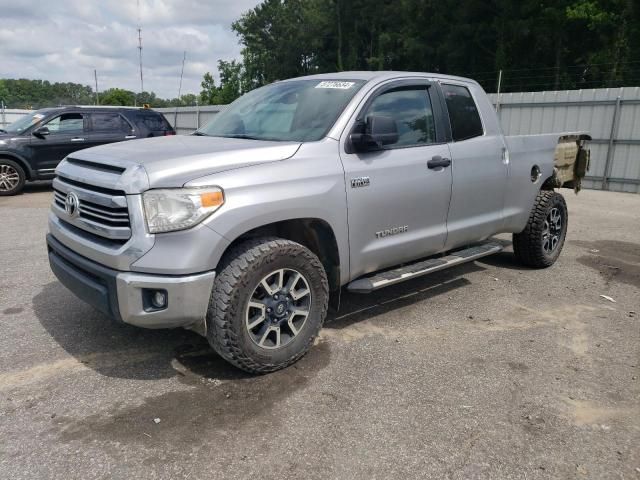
0;132;18;142
68;135;302;188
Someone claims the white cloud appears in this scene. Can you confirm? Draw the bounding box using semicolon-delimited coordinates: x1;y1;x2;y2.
0;0;261;99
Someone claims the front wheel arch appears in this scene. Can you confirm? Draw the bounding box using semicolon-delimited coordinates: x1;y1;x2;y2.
0;153;32;180
218;217;342;295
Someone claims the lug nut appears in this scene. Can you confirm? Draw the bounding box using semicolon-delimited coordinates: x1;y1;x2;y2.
274;294;279;300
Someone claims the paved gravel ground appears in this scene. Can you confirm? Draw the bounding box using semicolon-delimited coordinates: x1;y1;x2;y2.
0;184;639;480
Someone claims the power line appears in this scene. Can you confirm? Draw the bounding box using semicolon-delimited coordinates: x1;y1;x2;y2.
462;59;640;77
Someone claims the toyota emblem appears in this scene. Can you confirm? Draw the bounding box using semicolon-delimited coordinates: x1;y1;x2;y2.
64;192;80;217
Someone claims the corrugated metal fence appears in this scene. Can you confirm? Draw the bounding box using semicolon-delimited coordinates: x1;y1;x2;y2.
155;106;226;135
488;87;640;193
4;87;639;193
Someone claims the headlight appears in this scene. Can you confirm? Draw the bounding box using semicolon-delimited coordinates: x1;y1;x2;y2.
142;187;224;233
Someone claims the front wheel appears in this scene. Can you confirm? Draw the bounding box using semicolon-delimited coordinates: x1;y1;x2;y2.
0;159;26;196
206;237;329;374
513;190;568;268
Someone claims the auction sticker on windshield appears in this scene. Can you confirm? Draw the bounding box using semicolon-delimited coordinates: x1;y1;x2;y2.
315;81;355;89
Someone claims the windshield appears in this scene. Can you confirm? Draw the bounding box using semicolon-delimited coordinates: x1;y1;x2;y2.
197;79;366;142
3;111;48;134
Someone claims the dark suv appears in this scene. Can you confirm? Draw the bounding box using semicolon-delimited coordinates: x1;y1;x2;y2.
0;106;175;195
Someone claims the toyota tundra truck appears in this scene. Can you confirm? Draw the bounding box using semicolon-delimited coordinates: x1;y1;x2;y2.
46;72;590;373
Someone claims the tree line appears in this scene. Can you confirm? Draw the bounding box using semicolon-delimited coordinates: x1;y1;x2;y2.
230;0;639;94
2;0;638;109
0;78;201;109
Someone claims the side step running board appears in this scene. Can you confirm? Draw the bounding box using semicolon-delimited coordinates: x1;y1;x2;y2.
347;242;503;293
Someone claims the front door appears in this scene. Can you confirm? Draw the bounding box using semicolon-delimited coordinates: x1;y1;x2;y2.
340;81;453;280
29;112;88;171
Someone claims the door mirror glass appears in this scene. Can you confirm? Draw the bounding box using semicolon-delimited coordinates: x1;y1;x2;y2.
32;126;50;138
350;115;399;152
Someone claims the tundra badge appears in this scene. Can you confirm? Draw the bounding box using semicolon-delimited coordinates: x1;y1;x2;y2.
376;226;408;238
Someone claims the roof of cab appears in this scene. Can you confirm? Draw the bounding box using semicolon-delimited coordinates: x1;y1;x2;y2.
288;70;479;85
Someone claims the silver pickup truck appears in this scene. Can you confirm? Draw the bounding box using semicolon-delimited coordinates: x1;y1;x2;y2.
47;72;590;373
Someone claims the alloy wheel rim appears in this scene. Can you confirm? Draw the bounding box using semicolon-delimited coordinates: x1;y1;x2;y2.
542;207;562;253
0;164;20;192
245;268;312;350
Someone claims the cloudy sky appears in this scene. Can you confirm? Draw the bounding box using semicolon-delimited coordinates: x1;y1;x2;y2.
0;0;262;98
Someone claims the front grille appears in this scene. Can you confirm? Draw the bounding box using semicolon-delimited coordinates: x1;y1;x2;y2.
52;174;132;242
53;188;130;228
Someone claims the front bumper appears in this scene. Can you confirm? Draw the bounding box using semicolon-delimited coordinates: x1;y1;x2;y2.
47;234;215;329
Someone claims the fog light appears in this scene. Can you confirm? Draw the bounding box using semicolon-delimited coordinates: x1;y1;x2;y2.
152;291;167;308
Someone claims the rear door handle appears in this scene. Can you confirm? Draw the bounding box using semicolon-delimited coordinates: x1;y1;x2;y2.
427;156;451;169
125;135;137;139
70;137;85;142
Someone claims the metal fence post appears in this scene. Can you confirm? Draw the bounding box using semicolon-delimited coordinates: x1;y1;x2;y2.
602;96;622;190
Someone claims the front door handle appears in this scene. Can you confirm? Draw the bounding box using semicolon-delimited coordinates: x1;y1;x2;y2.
427;156;451;169
70;137;85;142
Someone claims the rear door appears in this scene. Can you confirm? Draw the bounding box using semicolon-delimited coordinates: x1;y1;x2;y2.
134;111;175;137
440;83;508;249
340;80;453;279
29;112;88;170
87;112;136;148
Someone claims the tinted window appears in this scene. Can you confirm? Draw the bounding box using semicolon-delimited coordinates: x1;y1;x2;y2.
365;87;436;147
441;84;483;141
44;113;84;134
136;113;171;132
92;113;131;133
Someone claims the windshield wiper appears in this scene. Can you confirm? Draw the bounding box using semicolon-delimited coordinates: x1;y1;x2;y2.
218;134;262;140
0;129;6;133
192;131;208;136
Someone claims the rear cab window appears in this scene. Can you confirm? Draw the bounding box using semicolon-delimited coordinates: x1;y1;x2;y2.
441;84;483;141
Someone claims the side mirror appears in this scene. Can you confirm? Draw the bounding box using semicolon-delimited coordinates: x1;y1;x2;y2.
349;115;399;152
33;126;50;138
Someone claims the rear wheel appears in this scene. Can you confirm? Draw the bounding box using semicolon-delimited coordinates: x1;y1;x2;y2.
513;190;568;268
206;237;329;374
0;159;26;196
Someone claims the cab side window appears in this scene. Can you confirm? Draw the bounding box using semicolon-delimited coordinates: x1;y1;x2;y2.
44;113;85;134
441;84;483;141
365;86;436;147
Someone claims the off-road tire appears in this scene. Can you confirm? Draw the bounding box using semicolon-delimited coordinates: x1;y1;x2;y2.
513;190;568;268
0;159;26;196
206;237;329;374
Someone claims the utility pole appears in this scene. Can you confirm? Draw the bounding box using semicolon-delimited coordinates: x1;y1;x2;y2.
138;26;144;94
94;69;100;105
495;69;503;116
136;0;144;107
174;51;187;129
